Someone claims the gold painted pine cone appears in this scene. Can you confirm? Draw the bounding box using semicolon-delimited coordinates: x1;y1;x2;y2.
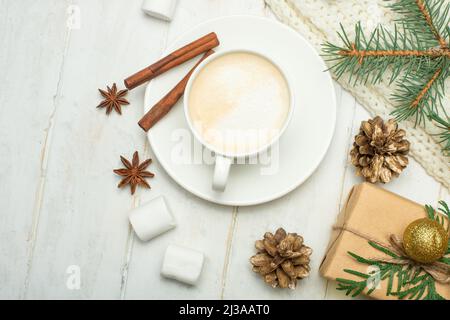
250;228;312;289
350;116;410;184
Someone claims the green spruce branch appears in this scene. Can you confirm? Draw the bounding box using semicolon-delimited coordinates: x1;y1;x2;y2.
322;0;450;155
428;112;450;156
336;201;450;300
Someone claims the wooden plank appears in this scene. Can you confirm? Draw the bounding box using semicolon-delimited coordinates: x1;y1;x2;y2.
122;166;235;299
1;0;446;300
123;0;268;300
0;0;70;299
23;0;169;299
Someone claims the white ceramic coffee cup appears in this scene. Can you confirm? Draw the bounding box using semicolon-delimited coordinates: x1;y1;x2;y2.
184;49;294;192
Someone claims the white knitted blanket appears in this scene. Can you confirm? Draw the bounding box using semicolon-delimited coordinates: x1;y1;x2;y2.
265;0;450;190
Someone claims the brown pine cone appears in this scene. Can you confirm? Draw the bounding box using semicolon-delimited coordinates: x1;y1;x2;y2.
350;116;410;184
250;228;312;289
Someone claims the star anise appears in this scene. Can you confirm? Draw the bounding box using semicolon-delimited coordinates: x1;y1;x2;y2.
97;83;129;115
113;151;155;195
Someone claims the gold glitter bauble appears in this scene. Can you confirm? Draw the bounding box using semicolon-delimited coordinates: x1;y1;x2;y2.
403;218;448;264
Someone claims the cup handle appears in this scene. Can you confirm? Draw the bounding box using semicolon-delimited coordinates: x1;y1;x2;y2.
212;155;232;192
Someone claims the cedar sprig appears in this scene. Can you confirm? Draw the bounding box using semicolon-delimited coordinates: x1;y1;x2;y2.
423;200;450;259
337;201;450;300
428;112;450;156
322;0;450;154
336;241;446;300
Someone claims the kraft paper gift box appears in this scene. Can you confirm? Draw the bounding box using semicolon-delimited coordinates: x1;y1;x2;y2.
320;183;449;300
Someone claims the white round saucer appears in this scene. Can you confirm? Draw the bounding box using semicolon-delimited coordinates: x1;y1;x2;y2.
144;16;336;206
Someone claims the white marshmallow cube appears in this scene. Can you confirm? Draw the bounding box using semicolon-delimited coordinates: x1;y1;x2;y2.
161;244;204;285
128;196;176;241
142;0;178;22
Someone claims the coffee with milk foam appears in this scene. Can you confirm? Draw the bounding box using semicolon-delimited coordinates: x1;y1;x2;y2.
188;52;291;155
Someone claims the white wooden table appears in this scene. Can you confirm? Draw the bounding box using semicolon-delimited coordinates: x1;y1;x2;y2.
1;0;448;300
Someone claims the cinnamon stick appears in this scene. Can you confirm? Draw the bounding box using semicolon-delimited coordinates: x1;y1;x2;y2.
124;32;219;90
138;50;214;132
